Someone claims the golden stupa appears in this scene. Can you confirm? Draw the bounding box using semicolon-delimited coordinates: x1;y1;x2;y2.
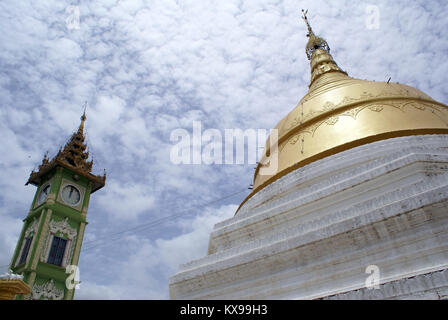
239;11;448;211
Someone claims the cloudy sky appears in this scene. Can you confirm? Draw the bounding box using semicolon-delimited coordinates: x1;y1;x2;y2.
0;0;447;299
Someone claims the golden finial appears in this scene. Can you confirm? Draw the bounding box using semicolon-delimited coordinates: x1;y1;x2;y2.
301;9;314;37
300;10;331;60
81;101;87;121
78;101;87;133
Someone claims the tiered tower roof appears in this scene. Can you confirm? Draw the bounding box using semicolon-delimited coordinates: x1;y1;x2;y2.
26;109;105;193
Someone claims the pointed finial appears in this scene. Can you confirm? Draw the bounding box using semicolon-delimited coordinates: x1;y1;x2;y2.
301;9;313;37
298;10;348;86
81;101;87;121
78;101;87;134
40;151;50;169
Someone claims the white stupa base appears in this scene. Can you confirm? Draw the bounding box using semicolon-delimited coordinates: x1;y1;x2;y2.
169;134;448;300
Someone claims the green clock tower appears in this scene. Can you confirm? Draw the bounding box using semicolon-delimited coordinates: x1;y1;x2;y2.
9;111;106;300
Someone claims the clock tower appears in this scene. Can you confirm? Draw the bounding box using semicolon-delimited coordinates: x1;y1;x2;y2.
9;110;106;300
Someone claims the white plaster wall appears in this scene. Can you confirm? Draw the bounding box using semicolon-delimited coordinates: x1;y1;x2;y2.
169;134;448;300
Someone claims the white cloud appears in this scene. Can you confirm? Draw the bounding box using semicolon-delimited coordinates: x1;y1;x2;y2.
0;0;446;300
96;179;155;221
0;212;23;271
46;38;84;62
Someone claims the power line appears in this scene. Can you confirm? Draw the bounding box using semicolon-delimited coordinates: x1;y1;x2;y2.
84;188;247;245
82;188;248;252
1;189;248;262
82;188;246;252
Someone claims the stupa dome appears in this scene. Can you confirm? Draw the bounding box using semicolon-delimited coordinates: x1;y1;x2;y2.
242;14;448;212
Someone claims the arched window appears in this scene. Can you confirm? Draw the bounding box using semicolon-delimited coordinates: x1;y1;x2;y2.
47;236;68;267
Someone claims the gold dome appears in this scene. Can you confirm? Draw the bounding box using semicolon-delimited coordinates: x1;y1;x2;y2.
238;12;448;213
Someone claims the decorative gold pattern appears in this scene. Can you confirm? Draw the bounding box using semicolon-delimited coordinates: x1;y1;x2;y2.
285;99;448;144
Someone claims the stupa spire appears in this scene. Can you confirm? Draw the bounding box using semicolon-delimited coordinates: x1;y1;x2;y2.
301;9;330;60
300;9;348;87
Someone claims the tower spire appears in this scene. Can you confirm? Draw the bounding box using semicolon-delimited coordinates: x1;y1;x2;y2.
301;9;330;60
301;9;314;38
78;101;87;134
60;105;92;171
300;9;348;87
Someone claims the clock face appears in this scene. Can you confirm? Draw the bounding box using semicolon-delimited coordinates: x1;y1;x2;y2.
37;184;50;205
61;185;81;206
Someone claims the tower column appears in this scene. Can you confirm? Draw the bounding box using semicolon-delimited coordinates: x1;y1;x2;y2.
30;209;53;271
64;221;86;300
22;208;52;300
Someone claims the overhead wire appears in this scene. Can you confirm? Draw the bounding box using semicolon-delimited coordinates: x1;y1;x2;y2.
1;188;248;261
82;188;248;252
